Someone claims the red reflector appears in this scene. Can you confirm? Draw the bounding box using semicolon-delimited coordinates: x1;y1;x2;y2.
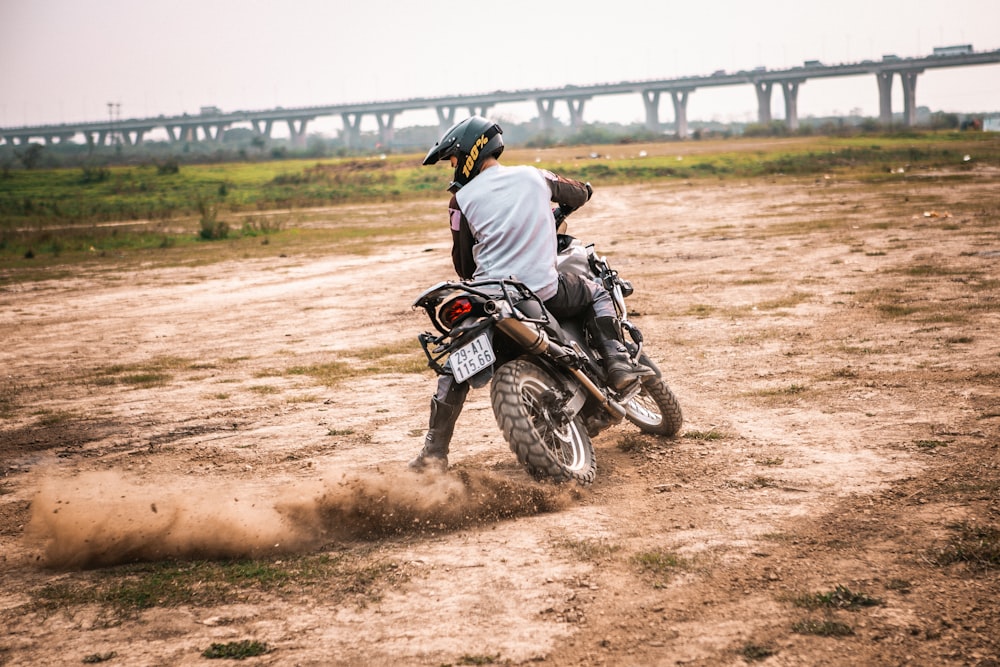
442;298;473;326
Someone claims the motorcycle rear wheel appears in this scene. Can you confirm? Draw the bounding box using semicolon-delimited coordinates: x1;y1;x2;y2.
624;375;683;437
491;359;596;485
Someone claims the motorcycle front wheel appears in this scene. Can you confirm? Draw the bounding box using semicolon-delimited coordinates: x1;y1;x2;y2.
623;373;683;437
490;359;596;485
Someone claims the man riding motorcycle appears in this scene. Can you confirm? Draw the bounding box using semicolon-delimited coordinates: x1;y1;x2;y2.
409;116;652;471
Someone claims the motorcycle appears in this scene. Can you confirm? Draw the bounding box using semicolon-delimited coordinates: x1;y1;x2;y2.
413;208;682;485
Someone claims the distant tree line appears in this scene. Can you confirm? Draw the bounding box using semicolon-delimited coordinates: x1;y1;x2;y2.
0;109;986;171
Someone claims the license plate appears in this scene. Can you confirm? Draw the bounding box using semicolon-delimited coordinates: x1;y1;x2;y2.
449;332;496;383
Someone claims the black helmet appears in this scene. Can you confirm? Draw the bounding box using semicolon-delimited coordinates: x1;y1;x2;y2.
422;116;504;191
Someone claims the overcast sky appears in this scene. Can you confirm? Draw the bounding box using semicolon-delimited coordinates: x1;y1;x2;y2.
2;0;999;134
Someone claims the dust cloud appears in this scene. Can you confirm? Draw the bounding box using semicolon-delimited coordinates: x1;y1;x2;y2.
24;468;575;570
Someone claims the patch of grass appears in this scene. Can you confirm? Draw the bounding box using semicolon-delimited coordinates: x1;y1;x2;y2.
724;476;779;490
682;429;726;441
917;312;970;325
900;263;968;278
945;336;973;344
247;384;281;395
376;353;430;375
82;652;117;664
327;428;355;436
632;550;689;587
120;372;171;387
935;522;1000;570
0;377;20;417
940;479;1000;495
28;552;407;620
739;643;775;662
876;303;920;318
88;356;190;388
886;578;912;594
32;409;78;426
288;360;353;386
731;333;759;345
555;538;623;562
794;585;883;610
841;344;885;355
188;362;219;370
731;276;778;286
755;457;785;467
791;619;854;637
616;432;650;452
286;393;320;404
915;439;950;450
354;340;419;361
288;340;428;387
202;640;270;660
754;291;811;310
457;653;503;665
685;303;716;317
751;383;809;398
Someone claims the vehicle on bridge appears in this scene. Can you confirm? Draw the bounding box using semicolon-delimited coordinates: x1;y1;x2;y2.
933;44;973;56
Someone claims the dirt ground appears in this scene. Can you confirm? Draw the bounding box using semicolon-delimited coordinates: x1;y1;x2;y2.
1;169;998;666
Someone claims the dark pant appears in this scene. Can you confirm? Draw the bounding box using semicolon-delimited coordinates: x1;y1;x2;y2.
544;272;615;321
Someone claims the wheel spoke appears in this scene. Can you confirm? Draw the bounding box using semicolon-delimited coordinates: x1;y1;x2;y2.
521;383;582;469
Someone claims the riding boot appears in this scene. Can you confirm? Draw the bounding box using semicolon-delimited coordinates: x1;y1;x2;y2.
408;378;468;471
591;316;655;391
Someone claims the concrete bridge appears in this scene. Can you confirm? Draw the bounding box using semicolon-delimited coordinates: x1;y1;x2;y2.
2;48;998;148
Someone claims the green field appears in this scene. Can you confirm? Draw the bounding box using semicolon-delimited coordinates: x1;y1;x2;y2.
1;132;998;280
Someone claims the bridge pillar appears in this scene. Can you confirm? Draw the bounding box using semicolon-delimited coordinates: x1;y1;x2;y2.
566;98;588;129
206;124;229;142
252;119;274;139
670;90;691;138
375;112;396;147
468;105;492;118
536;98;557;132
435;106;457;133
876;71;894;126
754;81;773;124
341;113;363;148
780;80;804;131
900;70;922;127
286;118;310;147
165;125;198;143
642;90;661;132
